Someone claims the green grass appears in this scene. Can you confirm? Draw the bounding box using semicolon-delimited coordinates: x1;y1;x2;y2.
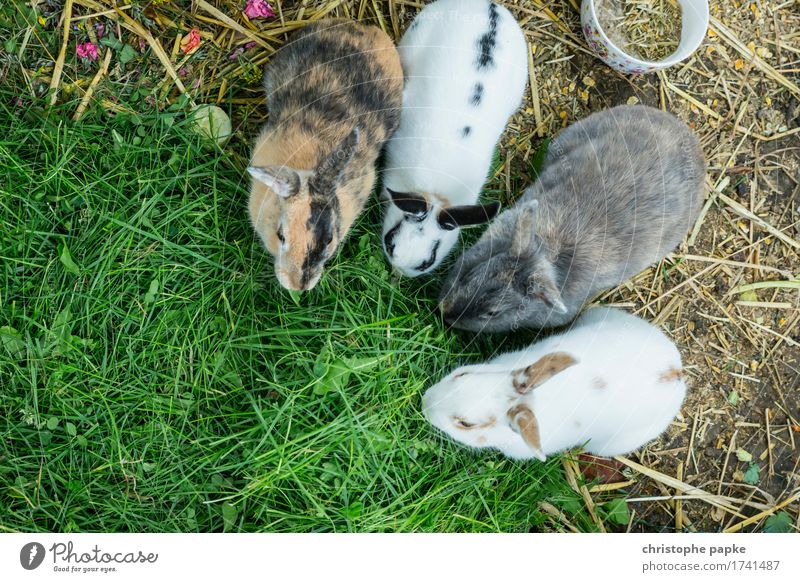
0;96;607;533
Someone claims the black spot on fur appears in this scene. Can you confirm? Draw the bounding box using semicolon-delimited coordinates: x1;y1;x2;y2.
264;22;400;138
383;220;403;257
470;82;484;106
414;240;441;272
302;193;340;288
461;126;472;138
476;3;499;70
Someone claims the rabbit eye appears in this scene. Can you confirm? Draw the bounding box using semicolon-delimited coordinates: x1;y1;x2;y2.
276;227;285;244
453;417;476;429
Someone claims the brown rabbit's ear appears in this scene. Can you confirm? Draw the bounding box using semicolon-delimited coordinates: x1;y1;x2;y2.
311;126;361;193
510;201;539;256
248;166;301;199
438;202;501;230
512;352;578;394
507;404;546;461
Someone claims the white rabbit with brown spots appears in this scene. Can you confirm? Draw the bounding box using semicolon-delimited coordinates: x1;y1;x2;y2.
380;0;528;277
248;19;403;291
422;307;687;460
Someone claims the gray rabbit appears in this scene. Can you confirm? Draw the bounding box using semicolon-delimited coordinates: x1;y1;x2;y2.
439;105;706;332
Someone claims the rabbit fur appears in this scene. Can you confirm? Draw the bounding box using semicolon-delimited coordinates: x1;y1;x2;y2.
380;0;528;277
249;19;403;291
439;105;706;331
422;307;687;460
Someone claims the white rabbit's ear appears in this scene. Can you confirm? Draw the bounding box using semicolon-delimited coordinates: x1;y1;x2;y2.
507;404;546;461
512;352;577;394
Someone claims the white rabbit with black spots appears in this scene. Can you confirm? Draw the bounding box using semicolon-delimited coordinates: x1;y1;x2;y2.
381;0;528;277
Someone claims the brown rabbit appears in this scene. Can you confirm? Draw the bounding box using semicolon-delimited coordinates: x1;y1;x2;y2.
248;20;403;291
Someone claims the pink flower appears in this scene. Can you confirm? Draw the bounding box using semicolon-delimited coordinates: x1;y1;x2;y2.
76;41;99;61
244;0;275;20
180;29;201;54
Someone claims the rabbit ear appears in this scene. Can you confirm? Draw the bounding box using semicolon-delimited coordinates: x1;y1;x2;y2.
507;404;546;461
310;126;361;193
438;202;501;230
387;188;430;216
510;201;539;256
512;352;578;394
527;272;568;314
248;166;301;199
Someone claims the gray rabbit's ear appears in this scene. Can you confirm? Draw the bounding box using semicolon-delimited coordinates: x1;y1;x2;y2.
311;126;361;193
511;352;577;394
510;201;539;256
248;166;301;199
507;404;546;461
527;271;568;314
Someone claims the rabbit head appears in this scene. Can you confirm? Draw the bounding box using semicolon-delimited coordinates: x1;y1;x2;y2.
248;128;360;291
439;201;568;332
422;352;578;460
382;188;500;277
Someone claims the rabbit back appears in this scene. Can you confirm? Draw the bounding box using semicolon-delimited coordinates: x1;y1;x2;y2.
263;19;403;150
531;308;686;456
528;105;706;296
486;308;686;457
384;0;528;201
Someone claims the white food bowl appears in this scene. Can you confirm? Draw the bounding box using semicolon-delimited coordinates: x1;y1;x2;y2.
581;0;710;74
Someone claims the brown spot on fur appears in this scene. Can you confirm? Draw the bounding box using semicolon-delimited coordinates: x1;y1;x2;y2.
592;377;607;390
477;435;487;445
507;404;543;454
512;352;578;393
659;367;684;383
453;415;496;430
